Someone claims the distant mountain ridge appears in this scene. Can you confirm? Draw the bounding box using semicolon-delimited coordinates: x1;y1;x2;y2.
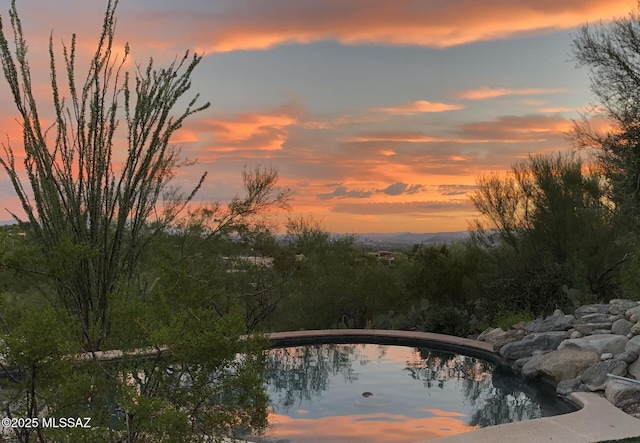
354;231;469;245
0;220;469;245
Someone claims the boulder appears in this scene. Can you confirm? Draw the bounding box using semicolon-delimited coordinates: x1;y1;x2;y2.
476;327;503;342
575;304;610;318
491;329;527;352
605;378;640;411
534;349;599;384
631;322;640;336
523;315;575;333
556;377;589;396
615;351;639;364
499;331;569;360
572;322;612;335
612;318;635;336
579;313;612;323
629;358;640;380
627;336;640;354
513;357;531;370
588;329;614;336
580;360;627;391
610;299;639;315
521;353;546;379
558;334;628;356
627;306;640;322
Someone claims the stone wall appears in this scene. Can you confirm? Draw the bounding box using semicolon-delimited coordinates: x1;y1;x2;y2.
477;299;640;417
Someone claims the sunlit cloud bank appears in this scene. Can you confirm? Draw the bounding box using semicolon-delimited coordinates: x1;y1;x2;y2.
457;87;565;101
5;0;632;55
155;101;581;233
0;84;584;230
0;0;626;232
373;100;464;115
112;0;634;53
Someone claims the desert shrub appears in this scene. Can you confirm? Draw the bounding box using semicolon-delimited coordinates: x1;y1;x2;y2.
494;310;535;330
421;306;474;337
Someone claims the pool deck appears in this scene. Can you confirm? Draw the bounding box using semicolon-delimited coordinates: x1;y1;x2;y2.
268;329;640;443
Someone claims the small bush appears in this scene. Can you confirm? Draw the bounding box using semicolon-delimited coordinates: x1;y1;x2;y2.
421;306;473;337
494;310;534;330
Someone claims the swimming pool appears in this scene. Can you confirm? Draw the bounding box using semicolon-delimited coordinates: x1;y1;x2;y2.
246;341;575;443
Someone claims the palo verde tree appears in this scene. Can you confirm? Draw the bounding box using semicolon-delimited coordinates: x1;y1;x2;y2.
0;0;209;351
571;7;640;229
570;6;640;298
471;152;626;315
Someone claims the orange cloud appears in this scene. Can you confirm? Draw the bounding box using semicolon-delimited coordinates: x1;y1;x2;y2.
131;0;632;53
348;117;571;146
457;87;565;100
539;106;581;113
456;114;574;139
193;101;306;154
348;131;442;143
373;100;464;115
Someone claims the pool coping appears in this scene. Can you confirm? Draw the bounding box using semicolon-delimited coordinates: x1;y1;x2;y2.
267;329;640;443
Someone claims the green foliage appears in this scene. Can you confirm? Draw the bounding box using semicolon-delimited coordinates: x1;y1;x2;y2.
371;299;431;331
408;242;486;313
619;238;640;301
494;310;534;331
0;260;271;442
269;217;412;331
471;152;627;317
571;11;640;229
421;306;474;337
1;308;75;370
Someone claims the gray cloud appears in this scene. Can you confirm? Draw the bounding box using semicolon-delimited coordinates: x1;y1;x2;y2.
318;182;426;200
317;186;374;200
381;182;425;195
382;182;409;196
436;184;478;196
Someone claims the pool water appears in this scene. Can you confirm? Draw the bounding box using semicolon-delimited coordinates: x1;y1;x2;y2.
247;343;575;443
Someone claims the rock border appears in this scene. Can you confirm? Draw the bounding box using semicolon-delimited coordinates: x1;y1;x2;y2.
478;298;640;417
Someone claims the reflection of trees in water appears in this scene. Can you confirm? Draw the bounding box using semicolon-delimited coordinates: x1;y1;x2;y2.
404;348;492;390
265;344;370;413
404;348;571;427
467;365;572;427
263;344;572;425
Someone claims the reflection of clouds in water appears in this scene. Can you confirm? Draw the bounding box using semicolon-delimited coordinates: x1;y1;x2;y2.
265;412;477;443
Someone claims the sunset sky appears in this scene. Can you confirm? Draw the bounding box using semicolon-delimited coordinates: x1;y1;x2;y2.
0;0;634;233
